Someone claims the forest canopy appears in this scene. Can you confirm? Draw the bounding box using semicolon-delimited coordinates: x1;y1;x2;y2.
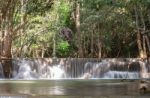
0;0;150;58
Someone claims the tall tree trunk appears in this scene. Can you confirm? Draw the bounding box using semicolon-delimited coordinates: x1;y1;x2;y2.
0;0;15;78
83;32;86;56
140;5;147;58
41;47;45;58
19;0;28;57
97;25;102;58
75;1;83;57
1;27;13;78
142;36;147;57
97;36;102;58
91;31;94;57
145;36;150;54
19;0;25;57
134;6;146;58
52;33;56;58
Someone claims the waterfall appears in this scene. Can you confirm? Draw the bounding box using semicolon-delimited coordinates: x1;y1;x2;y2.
102;71;139;79
139;59;150;79
80;60;140;79
13;58;66;79
10;58;144;79
14;63;39;79
81;61;110;79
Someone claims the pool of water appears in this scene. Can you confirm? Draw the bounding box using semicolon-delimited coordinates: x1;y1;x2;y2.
0;79;149;98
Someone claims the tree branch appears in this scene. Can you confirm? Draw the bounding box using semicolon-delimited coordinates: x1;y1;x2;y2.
12;21;28;37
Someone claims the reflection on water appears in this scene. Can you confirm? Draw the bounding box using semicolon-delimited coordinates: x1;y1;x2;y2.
0;79;149;98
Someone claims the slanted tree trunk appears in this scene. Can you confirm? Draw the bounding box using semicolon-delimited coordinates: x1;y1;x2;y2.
135;5;150;58
145;36;150;54
134;5;150;80
134;6;147;58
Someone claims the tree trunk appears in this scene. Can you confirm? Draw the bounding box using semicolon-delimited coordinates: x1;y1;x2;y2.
0;0;16;78
19;0;28;57
83;32;86;56
142;36;147;57
52;33;56;58
97;37;102;58
1;29;13;78
145;35;150;53
134;6;146;58
75;1;83;57
91;31;94;57
97;24;102;58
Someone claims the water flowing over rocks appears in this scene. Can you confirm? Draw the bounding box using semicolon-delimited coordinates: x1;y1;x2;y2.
3;58;147;79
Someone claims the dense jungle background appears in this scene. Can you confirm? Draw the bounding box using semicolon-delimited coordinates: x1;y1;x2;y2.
0;0;150;59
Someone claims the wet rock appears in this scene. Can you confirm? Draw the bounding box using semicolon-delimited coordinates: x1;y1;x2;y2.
139;80;150;94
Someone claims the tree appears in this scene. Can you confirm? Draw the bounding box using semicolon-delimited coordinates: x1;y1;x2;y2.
133;0;150;58
0;0;53;78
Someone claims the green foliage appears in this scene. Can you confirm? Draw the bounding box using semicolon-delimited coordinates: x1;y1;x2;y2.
58;0;71;26
26;0;53;15
56;40;72;57
79;0;145;57
10;0;150;58
103;32;112;52
12;0;73;57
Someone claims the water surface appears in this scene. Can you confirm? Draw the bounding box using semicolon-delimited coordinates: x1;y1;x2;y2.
0;79;149;98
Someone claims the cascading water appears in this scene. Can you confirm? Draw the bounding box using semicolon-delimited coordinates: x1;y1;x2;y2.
81;61;110;79
102;71;139;79
10;58;147;79
12;59;66;79
139;59;150;79
81;60;140;79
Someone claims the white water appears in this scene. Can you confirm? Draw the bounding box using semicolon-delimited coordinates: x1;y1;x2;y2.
13;59;66;79
80;61;139;79
139;60;150;78
11;59;143;79
102;71;139;79
14;63;38;79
